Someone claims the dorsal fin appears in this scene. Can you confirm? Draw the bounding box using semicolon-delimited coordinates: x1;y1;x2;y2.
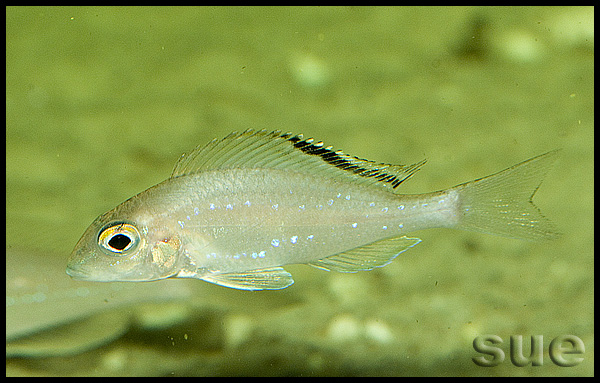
171;129;426;191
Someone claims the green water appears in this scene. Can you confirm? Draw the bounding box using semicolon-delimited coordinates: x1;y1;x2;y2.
7;6;593;376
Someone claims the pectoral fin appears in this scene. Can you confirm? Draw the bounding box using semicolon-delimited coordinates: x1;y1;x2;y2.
308;236;421;272
200;267;294;290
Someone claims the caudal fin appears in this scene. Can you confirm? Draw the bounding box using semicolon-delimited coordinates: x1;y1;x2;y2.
453;150;560;240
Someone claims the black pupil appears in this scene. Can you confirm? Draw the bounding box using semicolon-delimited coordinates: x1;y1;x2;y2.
108;234;131;251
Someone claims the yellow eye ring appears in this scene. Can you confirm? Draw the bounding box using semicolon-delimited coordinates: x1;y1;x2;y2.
98;222;140;255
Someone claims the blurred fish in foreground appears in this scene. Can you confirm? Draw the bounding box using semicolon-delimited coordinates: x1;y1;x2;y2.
68;130;559;290
6;248;194;357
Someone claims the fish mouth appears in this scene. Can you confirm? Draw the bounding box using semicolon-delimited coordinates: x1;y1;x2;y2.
66;264;90;280
66;264;166;282
65;264;121;282
65;266;120;282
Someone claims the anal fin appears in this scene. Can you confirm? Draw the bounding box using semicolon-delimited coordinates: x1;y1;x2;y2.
309;236;421;272
200;267;294;290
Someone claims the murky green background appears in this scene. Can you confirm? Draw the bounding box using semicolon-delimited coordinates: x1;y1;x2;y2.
7;6;593;376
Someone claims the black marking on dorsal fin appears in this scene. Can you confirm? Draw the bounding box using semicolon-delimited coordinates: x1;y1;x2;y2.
172;129;426;190
285;132;425;189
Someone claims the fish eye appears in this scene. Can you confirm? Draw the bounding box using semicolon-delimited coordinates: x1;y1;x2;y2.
98;222;140;255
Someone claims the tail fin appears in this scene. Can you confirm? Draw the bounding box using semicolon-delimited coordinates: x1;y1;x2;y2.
453;150;560;240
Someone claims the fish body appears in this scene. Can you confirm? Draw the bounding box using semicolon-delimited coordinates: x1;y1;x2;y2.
67;130;558;290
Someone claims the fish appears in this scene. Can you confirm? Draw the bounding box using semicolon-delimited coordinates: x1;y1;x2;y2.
67;130;559;290
6;247;195;352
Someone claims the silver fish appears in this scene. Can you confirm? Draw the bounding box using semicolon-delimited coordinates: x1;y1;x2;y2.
67;130;559;290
